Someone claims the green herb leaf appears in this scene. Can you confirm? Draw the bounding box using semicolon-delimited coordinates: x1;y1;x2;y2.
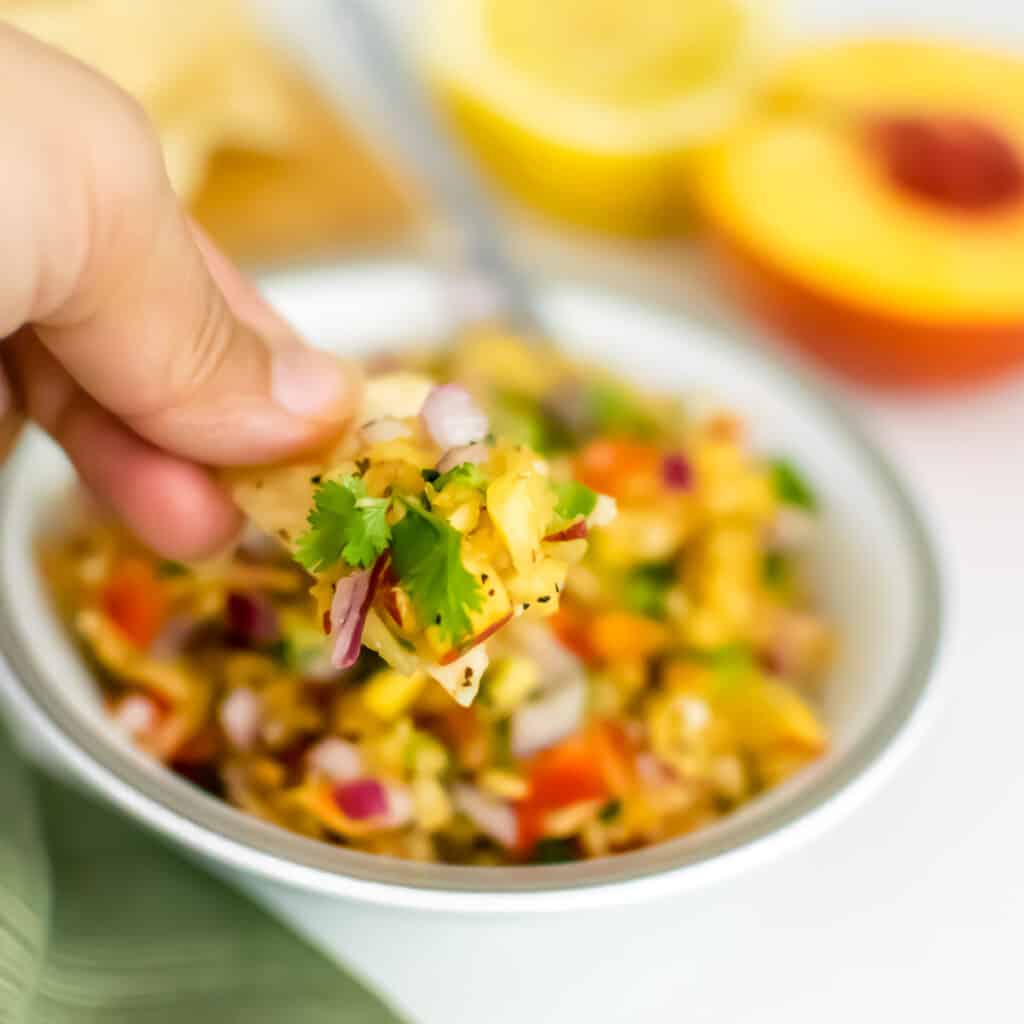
770;458;817;512
294;476;391;572
598;798;622;823
531;837;579;864
622;563;675;619
433;461;488;493
390;499;482;646
552;480;598;522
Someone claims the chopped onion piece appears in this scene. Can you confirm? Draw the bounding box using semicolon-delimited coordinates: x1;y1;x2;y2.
588;494;618;528
421;385;489;449
307;737;362;782
382;784;415;828
511;677;586;757
329;556;388;669
636;752;677;787
428;645;489;706
226;592;279;648
220;689;262;751
361;417;412;445
661;452;694;491
452;783;518;848
111;694;159;739
436;442;490;475
333;778;389;820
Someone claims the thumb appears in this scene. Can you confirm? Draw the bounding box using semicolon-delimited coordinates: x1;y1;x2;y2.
2;24;359;466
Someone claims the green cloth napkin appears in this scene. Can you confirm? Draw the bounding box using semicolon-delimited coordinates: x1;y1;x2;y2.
0;725;405;1024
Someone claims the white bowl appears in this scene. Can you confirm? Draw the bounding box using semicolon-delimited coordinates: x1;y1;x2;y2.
0;262;942;913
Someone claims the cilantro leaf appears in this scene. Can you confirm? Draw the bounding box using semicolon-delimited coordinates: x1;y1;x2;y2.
433;461;487;492
552;480;597;521
390;499;482;646
622;563;675;619
770;458;817;512
294;476;391;572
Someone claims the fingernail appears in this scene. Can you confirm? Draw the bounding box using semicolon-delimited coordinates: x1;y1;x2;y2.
271;346;355;421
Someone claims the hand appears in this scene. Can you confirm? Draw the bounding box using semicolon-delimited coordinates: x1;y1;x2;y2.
0;25;360;559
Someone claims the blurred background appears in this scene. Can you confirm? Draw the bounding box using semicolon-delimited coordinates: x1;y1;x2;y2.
4;0;1023;393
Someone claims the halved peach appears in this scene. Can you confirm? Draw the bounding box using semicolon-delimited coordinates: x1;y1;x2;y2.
697;38;1024;389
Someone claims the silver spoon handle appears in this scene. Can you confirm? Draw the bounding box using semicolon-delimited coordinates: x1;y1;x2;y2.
334;0;539;331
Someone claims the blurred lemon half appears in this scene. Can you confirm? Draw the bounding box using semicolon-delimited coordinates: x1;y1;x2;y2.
426;0;781;235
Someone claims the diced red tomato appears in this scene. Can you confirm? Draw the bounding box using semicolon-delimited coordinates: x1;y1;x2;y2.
590;612;670;661
574;439;662;503
548;605;597;663
516;722;634;856
101;558;168;650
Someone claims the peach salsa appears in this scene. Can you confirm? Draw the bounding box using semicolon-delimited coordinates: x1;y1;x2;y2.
41;333;832;865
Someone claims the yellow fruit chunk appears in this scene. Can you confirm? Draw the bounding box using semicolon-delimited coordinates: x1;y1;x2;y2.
363;669;428;721
714;679;826;755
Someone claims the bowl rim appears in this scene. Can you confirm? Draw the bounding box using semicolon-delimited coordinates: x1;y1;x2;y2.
0;259;944;913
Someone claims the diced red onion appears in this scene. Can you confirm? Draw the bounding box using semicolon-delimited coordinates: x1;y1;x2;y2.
361;417;412;445
661;452;695;491
112;694;159;739
333;777;389;820
150;614;199;659
436;442;490;475
226;592;279;648
420;385;489;449
219;689;262;751
329;556;388;669
588;494;618;527
307;737;363;782
543;519;588;543
452;783;518;848
511;677;586;758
